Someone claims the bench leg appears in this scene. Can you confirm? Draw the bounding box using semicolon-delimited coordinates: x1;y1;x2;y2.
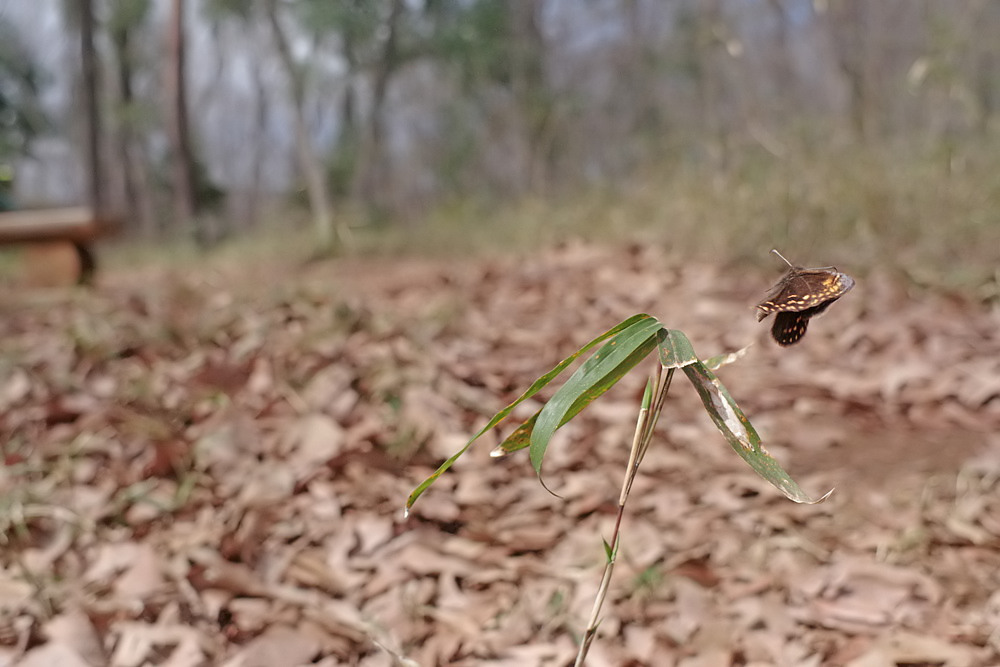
23;241;97;287
75;243;96;284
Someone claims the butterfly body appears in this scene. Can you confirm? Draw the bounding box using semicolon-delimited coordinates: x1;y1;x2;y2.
755;260;855;346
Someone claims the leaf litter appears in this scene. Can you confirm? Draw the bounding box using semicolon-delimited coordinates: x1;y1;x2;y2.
0;242;998;666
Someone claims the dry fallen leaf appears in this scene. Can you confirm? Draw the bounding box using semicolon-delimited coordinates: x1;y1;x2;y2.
0;244;997;665
219;625;322;667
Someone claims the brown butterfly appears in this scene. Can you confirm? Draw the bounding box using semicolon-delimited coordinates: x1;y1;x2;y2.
755;250;855;346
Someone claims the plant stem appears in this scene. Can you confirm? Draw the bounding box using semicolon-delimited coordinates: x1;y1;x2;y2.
574;364;673;666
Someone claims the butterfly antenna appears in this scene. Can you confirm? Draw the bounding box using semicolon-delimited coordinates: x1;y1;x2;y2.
770;249;794;268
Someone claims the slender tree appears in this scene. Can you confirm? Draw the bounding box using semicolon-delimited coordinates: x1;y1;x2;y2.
108;0;156;234
0;17;47;162
79;0;104;214
265;0;342;252
165;0;197;232
429;0;556;194
351;0;406;208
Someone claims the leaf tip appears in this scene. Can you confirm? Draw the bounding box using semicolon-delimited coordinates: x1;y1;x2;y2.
537;472;565;500
814;487;836;503
791;487;835;504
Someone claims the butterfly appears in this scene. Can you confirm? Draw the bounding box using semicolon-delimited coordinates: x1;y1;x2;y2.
755;250;855;346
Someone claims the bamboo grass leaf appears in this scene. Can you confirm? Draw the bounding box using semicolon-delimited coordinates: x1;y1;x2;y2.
529;316;663;476
405;314;659;514
657;328;699;368
702;345;751;371
680;359;832;504
493;326;662;457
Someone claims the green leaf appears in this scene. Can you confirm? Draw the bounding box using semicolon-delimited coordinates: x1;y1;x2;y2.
680;359;832;504
491;333;660;457
657;329;699;368
490;409;540;456
641;376;654;410
405;314;659;514
530;316;663;475
491;317;664;457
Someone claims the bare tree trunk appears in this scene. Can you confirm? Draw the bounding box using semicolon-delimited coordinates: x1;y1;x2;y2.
352;0;404;212
620;0;664;166
79;0;104;215
825;0;872;139
109;14;155;234
694;0;729;172
265;0;347;253
968;0;999;133
127;142;157;234
165;0;197;233
766;0;796;121
246;58;269;230
509;0;552;192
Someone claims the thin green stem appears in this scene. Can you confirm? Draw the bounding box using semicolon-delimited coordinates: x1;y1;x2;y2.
574;363;672;666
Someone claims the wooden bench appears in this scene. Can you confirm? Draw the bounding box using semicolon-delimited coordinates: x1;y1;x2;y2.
0;207;119;286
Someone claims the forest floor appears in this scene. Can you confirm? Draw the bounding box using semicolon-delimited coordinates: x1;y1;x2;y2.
2;241;999;667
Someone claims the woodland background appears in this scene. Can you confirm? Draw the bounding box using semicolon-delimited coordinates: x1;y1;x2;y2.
1;1;1000;666
0;0;997;277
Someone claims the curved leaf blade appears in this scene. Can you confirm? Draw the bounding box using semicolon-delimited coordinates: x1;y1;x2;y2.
405;313;658;514
529;316;663;474
490;410;540;456
494;328;660;457
702;345;751;371
680;360;832;504
658;328;699;369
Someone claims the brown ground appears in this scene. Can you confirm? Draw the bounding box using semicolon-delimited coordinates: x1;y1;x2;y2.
1;242;999;666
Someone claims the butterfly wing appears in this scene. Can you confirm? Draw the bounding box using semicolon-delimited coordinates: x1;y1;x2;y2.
756;263;855;345
756;269;854;321
771;311;809;346
768;297;846;345
755;269;797;321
